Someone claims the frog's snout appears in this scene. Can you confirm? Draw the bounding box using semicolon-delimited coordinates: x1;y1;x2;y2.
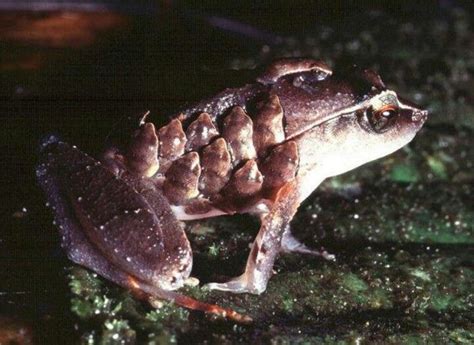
411;109;428;123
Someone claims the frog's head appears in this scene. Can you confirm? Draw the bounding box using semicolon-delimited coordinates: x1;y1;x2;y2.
275;64;428;179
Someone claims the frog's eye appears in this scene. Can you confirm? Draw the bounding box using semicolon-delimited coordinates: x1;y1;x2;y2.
367;105;399;133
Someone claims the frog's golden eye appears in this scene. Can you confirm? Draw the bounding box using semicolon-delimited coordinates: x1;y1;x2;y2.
367;105;399;133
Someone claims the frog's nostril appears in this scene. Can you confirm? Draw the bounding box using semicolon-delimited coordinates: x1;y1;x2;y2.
411;110;428;123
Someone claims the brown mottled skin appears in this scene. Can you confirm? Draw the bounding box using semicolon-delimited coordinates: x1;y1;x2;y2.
37;58;427;320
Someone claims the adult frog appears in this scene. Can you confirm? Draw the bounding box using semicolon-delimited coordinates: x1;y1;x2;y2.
37;59;427;321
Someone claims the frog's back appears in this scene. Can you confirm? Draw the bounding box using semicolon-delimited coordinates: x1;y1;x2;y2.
135;85;299;219
112;58;392;219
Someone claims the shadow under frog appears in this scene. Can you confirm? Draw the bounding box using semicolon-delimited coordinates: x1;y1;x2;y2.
36;58;427;322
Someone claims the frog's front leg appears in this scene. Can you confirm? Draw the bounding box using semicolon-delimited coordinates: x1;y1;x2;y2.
206;181;300;294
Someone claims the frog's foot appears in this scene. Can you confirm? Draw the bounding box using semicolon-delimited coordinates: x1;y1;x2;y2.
281;227;335;261
204;272;266;295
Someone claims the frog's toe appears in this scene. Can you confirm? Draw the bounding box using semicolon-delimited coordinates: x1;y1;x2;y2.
184;276;200;287
204;274;264;294
281;241;336;261
281;227;335;261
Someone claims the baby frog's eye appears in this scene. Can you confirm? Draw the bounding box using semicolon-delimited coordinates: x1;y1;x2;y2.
367;105;399;133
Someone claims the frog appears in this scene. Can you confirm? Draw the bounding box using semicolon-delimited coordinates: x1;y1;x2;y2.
36;58;427;322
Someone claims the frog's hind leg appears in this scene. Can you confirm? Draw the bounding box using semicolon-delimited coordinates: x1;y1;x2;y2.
37;177;248;323
38;139;191;289
280;226;335;261
37;138;250;323
205;181;300;294
131;280;252;323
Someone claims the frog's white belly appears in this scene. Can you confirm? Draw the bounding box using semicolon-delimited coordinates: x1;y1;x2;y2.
171;200;271;221
170;204;228;221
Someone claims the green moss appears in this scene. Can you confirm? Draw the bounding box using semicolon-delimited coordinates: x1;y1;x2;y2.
145;303;189;326
390;164;420;183
426;156;448;180
342;273;368;293
448;329;474;344
409;268;431;282
101;319;136;345
69;267;103;297
281;297;295;312
69;268;123;319
207;243;220;257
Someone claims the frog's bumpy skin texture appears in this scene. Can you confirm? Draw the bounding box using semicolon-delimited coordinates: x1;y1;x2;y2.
126;94;298;210
184;112;219;152
162;152;201;204
222;106;257;165
158;119;186;161
199;138;232;196
126;123;160;177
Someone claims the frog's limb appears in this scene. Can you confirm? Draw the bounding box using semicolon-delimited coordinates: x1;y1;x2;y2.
205;181;300;294
280;226;335;261
37;138;251;323
257;58;332;84
131;279;252;323
38;139;192;290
